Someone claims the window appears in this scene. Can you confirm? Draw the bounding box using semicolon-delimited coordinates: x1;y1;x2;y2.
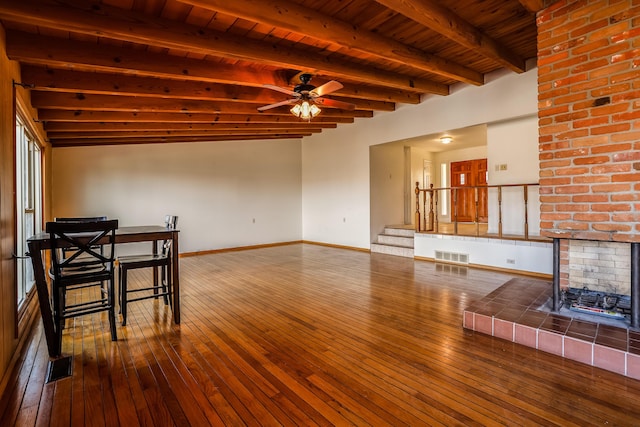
440;163;448;216
16;115;42;309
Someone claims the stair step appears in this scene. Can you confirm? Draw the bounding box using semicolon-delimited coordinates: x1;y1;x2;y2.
383;226;415;237
371;225;415;258
371;243;414;258
377;234;414;247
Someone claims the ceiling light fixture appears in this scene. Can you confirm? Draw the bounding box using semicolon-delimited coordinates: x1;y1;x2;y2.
290;99;321;120
440;136;453;144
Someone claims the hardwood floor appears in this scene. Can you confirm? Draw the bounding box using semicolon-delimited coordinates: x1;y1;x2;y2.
2;243;640;426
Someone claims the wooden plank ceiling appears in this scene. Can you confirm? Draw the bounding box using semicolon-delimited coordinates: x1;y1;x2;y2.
0;0;543;147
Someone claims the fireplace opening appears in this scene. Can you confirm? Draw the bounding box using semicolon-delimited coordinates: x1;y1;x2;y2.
562;287;631;321
549;239;637;327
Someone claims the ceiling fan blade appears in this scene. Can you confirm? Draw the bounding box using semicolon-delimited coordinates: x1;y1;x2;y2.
257;99;297;112
310;80;343;97
314;97;356;110
263;84;299;97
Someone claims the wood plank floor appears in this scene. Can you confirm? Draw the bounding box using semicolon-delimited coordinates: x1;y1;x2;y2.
2;243;640;426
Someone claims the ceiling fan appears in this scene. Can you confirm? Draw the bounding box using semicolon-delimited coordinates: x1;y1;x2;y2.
257;74;356;118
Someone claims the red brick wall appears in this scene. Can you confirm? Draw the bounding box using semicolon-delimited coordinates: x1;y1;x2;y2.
538;0;640;243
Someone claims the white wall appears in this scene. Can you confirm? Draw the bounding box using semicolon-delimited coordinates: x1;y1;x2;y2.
487;115;540;235
302;67;538;249
370;143;405;242
301;129;372;247
410;146;434;190
410;146;434;226
52;139;302;254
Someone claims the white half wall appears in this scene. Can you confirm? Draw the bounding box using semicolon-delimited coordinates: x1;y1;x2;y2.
302;67;539;249
415;234;553;276
51;139;302;254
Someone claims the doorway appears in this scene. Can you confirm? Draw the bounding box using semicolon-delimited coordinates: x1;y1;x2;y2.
450;158;487;222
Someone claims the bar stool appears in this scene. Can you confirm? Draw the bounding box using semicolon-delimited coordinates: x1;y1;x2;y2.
47;219;119;353
118;215;178;326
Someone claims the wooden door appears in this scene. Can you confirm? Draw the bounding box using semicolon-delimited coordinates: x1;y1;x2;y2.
450;159;488;222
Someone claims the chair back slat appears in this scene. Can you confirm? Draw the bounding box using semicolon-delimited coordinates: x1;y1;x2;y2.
164;215;178;229
162;215;178;256
46;220;119;279
54;216;108;223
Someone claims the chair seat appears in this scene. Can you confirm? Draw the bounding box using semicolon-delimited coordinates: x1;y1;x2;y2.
58;265;112;281
118;254;169;268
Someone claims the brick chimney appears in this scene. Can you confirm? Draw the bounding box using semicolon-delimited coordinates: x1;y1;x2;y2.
538;0;640;292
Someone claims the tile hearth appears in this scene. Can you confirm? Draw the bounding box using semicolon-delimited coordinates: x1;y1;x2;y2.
463;277;640;380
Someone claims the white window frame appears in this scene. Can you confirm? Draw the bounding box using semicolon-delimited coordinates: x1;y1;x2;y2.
15;113;43;310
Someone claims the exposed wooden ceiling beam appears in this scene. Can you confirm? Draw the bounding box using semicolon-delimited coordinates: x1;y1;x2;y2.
20;66;299;104
36;110;355;124
46;129;324;139
518;0;547;13
176;0;483;85
373;0;526;73
30;92;374;118
0;0;449;94
44;122;337;132
7;31;287;87
21;67;392;111
21;66;416;105
49;134;308;147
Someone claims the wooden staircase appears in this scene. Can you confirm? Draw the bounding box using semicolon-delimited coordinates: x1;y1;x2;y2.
370;225;414;258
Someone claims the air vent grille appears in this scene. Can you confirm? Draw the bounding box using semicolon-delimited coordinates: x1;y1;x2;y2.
434;250;469;264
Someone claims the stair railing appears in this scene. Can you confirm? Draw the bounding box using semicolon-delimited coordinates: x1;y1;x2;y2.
415;181;541;240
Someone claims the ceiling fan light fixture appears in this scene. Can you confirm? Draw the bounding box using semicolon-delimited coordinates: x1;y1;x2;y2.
291;100;321;120
309;103;321;117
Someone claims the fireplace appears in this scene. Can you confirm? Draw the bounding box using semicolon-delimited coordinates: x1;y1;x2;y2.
567;240;631;295
552;239;640;328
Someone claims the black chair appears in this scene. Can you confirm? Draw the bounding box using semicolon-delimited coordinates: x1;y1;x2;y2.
54;216;108;259
47;219;119;353
118;215;178;326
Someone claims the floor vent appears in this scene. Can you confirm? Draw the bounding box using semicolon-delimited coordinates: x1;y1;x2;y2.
434;250;469;264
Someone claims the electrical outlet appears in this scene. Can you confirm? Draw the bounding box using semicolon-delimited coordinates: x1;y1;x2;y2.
506;259;516;264
500;164;508;171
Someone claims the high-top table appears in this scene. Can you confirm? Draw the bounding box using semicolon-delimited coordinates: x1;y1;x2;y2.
28;225;180;360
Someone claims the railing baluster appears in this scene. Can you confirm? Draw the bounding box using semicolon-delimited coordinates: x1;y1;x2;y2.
422;189;427;232
453;188;458;235
474;187;479;237
415;181;421;232
498;186;503;239
523;184;529;240
428;184;434;231
434;189;439;233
